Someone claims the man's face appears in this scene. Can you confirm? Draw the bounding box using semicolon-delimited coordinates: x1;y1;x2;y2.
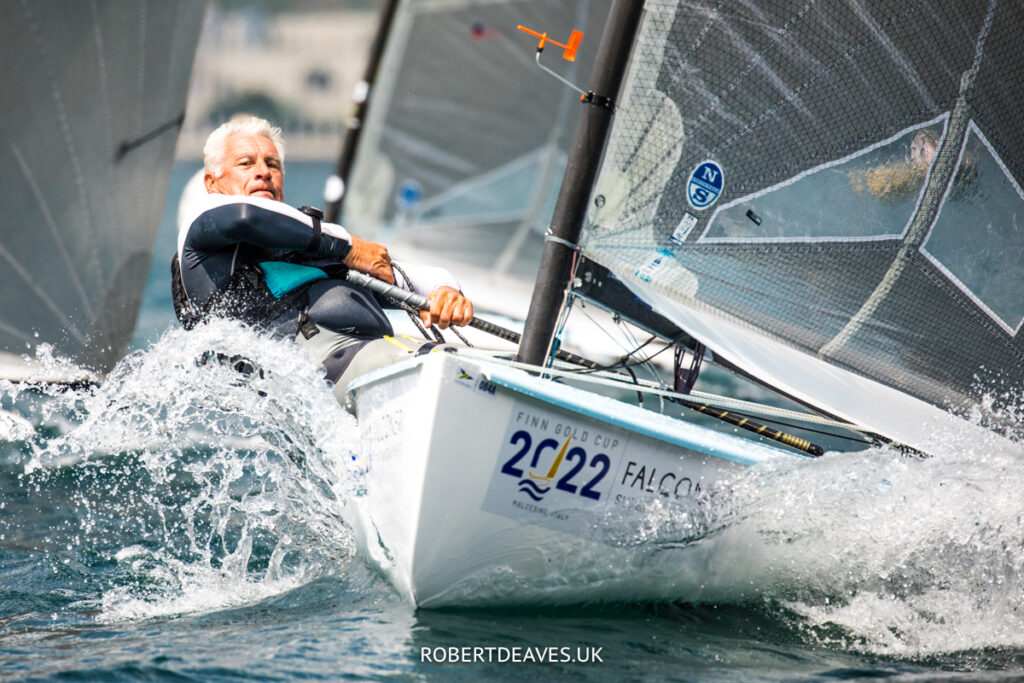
205;133;284;201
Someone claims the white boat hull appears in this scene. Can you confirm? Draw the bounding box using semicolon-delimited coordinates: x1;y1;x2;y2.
347;351;799;607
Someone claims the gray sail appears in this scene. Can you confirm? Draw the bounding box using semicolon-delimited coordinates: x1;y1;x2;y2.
584;1;1023;440
342;0;610;296
0;0;205;375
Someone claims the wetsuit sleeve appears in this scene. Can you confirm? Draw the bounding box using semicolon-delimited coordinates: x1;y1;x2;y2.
188;203;351;261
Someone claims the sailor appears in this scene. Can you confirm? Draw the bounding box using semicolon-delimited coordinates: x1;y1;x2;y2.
172;116;474;399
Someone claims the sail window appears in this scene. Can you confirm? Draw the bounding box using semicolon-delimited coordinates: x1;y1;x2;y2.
921;122;1024;335
700;117;948;243
403;149;561;228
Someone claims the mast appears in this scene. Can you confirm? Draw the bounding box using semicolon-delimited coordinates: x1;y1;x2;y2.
516;0;644;366
324;0;400;223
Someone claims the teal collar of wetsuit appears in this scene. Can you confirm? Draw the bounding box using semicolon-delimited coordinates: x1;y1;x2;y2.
259;261;328;298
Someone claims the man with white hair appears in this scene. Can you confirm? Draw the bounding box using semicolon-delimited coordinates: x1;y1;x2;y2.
174;116;473;399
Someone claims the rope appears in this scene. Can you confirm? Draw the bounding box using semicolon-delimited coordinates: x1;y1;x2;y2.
390;262;472;346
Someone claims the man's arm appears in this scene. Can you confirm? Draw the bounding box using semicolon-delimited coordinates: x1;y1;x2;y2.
184;196;398;283
184;195;469;322
188;202;351;261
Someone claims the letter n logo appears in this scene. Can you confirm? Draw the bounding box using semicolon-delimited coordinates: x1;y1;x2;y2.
686;160;724;210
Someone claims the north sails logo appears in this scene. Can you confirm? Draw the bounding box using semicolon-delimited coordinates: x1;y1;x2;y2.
686;160;724;209
517;434;572;501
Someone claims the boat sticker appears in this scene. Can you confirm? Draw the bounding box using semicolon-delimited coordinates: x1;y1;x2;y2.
686;160;724;210
355;370;418;470
455;367;475;388
451;364;497;398
671;212;699;243
481;401;721;541
634;249;672;283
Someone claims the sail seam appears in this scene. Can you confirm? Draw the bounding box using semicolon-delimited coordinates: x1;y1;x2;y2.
89;0;114;179
0;320;35;346
21;0;103;311
0;241;88;344
9;142;93;318
681;0;818;160
708;1;933;168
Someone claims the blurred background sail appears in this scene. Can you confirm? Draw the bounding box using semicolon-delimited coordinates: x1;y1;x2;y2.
337;0;612;318
0;0;206;378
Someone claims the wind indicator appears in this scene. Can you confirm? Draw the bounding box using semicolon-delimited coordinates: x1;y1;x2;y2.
516;25;583;61
516;24;587;96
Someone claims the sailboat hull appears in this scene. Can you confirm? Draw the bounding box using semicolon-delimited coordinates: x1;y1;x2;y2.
347;351;796;607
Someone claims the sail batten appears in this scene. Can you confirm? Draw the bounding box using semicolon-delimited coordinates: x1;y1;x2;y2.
583;0;1024;445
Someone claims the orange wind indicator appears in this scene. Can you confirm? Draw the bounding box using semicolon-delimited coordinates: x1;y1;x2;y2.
517;25;583;62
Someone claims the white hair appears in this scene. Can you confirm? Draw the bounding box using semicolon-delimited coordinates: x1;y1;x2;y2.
203;116;286;177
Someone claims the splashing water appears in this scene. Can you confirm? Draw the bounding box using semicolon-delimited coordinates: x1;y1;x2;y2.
686;420;1024;659
1;321;366;623
3;323;1024;666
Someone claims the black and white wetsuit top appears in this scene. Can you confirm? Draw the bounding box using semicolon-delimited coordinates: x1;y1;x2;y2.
176;194;458;337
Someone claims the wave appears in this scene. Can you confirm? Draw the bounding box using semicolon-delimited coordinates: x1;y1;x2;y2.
1;321;368;623
672;417;1024;659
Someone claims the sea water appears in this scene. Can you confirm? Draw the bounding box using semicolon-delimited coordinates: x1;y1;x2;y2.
2;162;1023;681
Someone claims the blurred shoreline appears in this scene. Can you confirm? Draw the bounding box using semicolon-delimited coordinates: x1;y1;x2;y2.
176;3;379;161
